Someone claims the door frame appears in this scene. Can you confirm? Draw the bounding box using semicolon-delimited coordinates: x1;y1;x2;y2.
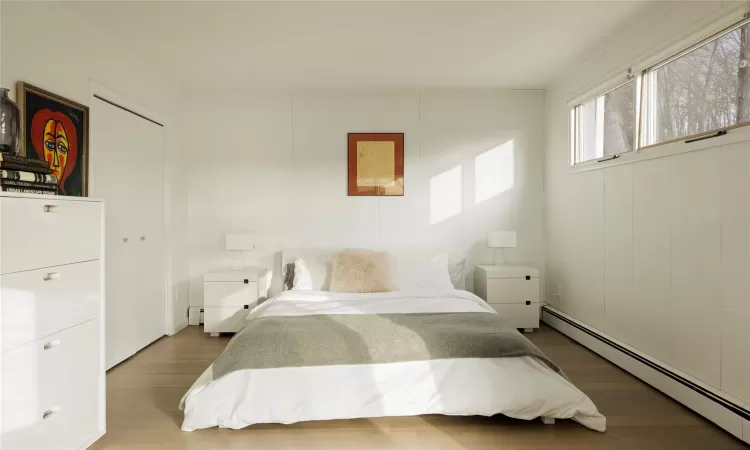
88;80;176;336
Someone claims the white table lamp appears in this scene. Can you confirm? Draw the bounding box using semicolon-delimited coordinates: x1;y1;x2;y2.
488;231;516;265
226;233;255;267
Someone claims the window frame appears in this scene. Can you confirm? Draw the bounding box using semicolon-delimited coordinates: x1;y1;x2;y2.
570;75;639;166
569;9;750;168
640;15;750;149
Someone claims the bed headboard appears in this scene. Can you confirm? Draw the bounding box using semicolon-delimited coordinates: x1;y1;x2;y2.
279;246;467;291
279;248;336;290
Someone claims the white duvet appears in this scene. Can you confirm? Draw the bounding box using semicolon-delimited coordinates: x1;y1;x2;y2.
180;290;606;432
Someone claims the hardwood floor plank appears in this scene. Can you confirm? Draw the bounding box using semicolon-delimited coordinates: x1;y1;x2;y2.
89;325;746;450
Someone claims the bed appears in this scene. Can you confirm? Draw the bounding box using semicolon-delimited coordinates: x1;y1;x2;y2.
179;250;605;432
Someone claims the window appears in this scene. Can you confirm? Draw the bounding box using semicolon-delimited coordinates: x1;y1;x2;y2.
572;80;637;164
645;21;750;145
570;15;750;165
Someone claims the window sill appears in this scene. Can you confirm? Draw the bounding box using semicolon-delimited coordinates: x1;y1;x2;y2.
570;125;750;173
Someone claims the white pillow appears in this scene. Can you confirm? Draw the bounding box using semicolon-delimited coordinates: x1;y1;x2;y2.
395;253;454;291
291;258;312;290
291;256;332;291
449;258;467;290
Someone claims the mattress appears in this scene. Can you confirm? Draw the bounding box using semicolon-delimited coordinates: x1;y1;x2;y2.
180;289;606;432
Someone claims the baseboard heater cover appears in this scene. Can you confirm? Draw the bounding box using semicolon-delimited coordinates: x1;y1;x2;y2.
542;305;750;444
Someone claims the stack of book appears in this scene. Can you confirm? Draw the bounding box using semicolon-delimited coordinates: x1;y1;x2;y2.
0;154;59;195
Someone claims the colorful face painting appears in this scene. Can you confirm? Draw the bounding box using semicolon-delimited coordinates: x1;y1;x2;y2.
18;83;89;196
31;110;78;191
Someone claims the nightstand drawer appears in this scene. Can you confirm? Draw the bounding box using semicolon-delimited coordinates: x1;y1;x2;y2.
203;267;267;336
485;278;539;304
204;282;258;307
484;266;538;279
491;302;540;329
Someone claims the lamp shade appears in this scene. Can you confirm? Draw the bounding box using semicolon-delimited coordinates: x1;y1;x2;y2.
488;231;516;248
225;233;254;251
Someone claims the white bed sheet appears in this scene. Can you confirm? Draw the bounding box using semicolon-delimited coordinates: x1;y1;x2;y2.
180;290;606;432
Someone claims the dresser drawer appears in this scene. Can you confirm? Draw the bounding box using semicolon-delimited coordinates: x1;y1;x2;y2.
490;303;540;329
486;278;539;304
204;307;251;333
1;260;101;352
204;281;258;307
1;319;100;450
0;197;102;274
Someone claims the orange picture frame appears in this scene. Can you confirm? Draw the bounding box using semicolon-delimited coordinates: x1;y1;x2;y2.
347;133;404;196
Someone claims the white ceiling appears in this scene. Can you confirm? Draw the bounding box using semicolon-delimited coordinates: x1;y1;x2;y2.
65;1;652;90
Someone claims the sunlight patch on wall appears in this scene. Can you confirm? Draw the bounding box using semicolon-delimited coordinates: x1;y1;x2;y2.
430;165;462;225
475;140;514;204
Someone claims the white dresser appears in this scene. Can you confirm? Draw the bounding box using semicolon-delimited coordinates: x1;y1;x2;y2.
0;193;105;450
203;267;267;336
474;265;540;332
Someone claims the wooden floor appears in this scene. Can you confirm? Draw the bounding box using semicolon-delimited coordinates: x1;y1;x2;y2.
90;325;746;450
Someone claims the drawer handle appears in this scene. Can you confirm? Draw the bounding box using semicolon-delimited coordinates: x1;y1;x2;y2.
123;237;129;243
43;272;61;281
43;205;59;213
525;301;531;305
42;406;60;420
44;339;61;350
140;236;146;241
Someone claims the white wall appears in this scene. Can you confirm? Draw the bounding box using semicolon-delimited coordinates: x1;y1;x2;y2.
183;90;545;306
1;1;190;334
545;1;750;404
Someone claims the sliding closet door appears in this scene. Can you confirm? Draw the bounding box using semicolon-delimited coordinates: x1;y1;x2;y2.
90;97;166;369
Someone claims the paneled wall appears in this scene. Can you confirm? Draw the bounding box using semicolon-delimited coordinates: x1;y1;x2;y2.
182;90;545;306
545;1;750;403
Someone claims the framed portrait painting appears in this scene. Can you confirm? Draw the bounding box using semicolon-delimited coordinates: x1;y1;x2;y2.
347;133;404;196
18;82;89;196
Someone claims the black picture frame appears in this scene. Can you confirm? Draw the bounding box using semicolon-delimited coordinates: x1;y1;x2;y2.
17;82;89;196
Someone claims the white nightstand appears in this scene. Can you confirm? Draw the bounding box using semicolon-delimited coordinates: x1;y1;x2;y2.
474;265;540;332
203;267;268;336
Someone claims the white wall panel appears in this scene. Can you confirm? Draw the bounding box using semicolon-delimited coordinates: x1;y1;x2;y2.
373;95;425;248
555;169;605;330
186;94;295;302
185;90;545;305
719;145;750;403
669;150;722;387
603;164;633;343
631;158;672;364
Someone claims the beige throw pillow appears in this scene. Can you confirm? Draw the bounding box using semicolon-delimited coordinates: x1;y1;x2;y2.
329;249;394;293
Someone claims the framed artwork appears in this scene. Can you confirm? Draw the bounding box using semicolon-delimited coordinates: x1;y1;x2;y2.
18;82;89;196
347;132;404;196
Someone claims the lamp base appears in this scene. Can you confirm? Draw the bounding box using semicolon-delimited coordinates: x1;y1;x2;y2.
493;248;505;266
230;250;246;269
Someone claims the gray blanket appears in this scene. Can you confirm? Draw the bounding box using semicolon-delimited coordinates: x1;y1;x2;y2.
213;312;562;380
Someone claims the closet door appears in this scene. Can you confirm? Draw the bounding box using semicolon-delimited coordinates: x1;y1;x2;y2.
131;117;166;355
90;97;165;369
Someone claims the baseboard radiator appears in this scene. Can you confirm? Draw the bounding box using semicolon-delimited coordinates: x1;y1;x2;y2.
542;305;750;444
